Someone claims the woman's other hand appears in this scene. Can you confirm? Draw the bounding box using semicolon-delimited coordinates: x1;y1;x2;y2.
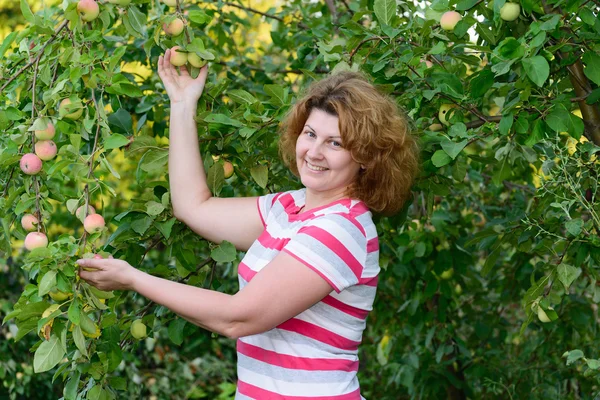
77;258;141;291
157;47;208;105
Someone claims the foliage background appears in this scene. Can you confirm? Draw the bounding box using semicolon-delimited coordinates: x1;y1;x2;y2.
1;0;599;399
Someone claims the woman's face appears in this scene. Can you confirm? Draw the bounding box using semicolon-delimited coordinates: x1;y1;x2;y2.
295;109;361;198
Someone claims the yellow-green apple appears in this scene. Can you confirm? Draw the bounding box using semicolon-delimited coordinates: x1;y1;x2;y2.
130;319;147;339
188;53;207;68
34;119;55;140
500;2;520;21
84;213;105;233
429;123;443;132
25;232;48;250
169;46;188;66
21;214;39;231
59;98;84;120
440;11;462;31
34;140;58;161
537;306;551;323
108;0;131;5
163;18;184;36
162;0;178;6
77;0;100;22
440;268;454;280
223;161;234;178
439;104;458;126
20;153;43;175
49;289;71;302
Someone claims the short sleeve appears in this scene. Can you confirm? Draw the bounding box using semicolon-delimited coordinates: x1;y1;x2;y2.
257;193;281;227
282;214;367;293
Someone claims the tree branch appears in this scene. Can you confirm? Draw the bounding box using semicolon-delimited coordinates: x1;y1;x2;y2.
0;20;68;95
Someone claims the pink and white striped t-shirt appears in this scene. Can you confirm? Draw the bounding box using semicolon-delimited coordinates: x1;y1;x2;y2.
235;188;380;399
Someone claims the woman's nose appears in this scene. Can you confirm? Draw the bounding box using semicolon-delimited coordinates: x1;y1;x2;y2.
307;141;324;159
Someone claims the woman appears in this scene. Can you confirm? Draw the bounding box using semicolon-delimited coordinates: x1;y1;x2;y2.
77;48;420;399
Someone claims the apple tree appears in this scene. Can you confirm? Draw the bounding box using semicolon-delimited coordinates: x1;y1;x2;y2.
0;0;599;398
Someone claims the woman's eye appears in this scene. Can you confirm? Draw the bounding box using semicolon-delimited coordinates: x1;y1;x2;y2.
331;140;342;147
306;131;316;138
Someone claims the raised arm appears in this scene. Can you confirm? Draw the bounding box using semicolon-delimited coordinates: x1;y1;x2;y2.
158;48;263;250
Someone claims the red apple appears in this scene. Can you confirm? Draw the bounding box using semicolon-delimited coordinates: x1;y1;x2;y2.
77;0;100;22
76;205;96;221
35;140;58;161
21;214;39;231
20;153;43;175
84;214;105;233
223;161;234;178
25;232;48;250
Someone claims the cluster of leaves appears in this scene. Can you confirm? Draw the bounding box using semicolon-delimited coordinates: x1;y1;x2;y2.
0;0;599;398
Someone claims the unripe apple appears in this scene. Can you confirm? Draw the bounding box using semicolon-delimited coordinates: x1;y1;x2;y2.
440;11;462;31
34;140;58;161
49;289;71;302
59;98;84;120
24;232;48;250
163;18;184;36
500;3;520;21
130;319;147;339
34;120;55;140
108;0;131;5
188;53;207;68
439;104;457;126
77;0;100;22
169;47;188;67
84;213;105;233
440;268;454;280
223;161;234;178
162;0;178;6
76;205;96;222
20;153;43;175
429;123;443;132
537;306;551;323
21;214;39;231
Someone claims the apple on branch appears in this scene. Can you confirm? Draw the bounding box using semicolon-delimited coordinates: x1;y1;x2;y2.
77;0;100;22
35;140;58;161
20;153;43;175
84;213;105;234
162;0;179;7
21;214;39;232
500;3;520;22
59;98;84;120
163;18;184;36
24;232;48;250
169;46;188;66
440;11;462;31
33;118;55;140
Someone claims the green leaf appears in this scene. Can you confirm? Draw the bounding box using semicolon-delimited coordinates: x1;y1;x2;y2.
499;113;514;135
168;318;187;346
250;165;268;188
33;335;66;373
211;241;237;263
155;218;176;240
108;108;133;134
20;0;34;23
557;263;580;291
131;215;153;234
441;139;468;160
72;325;88;358
522;56;549;87
470;70;494;98
228;89;258;105
546;106;570;132
207;163;225;196
565;218;583;236
431;73;464;99
146;201;165;216
264;84;286;105
104;134;130;150
566;349;584;366
373;0;396;25
0;31;17;58
139;149;168;173
456;0;479;10
204;113;243;127
586;359;600;370
63;371;81;400
431;150;452;167
38;270;57;297
524;119;546;147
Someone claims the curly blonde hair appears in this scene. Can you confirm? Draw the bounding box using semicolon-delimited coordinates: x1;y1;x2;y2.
279;71;420;216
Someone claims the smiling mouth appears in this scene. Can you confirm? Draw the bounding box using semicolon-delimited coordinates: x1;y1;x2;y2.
306;161;328;171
